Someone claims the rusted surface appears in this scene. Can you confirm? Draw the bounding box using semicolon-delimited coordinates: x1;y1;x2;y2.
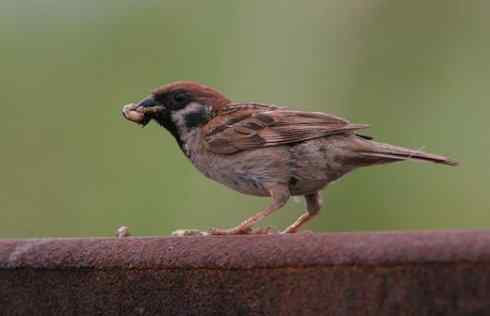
1;231;490;315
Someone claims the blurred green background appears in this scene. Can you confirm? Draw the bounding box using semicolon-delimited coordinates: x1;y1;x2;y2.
1;1;489;238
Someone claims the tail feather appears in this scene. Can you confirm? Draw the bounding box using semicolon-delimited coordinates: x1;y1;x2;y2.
357;141;458;167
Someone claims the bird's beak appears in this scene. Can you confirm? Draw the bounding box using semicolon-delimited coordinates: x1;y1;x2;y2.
122;96;161;127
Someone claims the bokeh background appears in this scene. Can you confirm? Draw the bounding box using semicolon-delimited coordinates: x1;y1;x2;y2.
1;1;489;238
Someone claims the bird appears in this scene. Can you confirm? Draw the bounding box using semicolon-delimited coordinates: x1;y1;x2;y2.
122;81;457;235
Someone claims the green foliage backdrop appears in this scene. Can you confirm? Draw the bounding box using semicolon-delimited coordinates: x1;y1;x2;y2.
1;1;489;237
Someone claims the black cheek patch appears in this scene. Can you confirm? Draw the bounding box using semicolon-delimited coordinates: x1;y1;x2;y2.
184;108;211;129
289;177;299;186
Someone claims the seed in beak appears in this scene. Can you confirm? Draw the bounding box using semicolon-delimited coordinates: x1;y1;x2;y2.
122;103;146;124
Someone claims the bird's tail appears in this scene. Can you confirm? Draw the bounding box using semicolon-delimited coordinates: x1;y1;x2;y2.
354;139;458;167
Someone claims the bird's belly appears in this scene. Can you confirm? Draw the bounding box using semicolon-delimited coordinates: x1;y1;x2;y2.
288;179;329;196
198;162;271;197
218;173;270;196
190;147;290;197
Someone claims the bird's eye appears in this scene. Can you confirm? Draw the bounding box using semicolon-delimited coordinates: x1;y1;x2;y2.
173;92;188;104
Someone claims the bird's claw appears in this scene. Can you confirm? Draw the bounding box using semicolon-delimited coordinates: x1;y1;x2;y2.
208;226;276;235
208;226;253;235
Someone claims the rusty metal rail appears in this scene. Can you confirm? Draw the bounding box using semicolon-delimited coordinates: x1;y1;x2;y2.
1;231;490;315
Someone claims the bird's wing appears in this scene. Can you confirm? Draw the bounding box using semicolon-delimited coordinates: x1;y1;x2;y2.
203;103;369;154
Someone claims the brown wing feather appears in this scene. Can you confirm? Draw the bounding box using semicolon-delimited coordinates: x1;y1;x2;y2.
204;103;368;154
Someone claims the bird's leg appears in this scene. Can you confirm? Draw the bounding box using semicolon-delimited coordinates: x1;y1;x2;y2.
282;191;321;233
209;185;290;235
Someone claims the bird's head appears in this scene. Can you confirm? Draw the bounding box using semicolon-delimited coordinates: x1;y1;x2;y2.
122;81;230;129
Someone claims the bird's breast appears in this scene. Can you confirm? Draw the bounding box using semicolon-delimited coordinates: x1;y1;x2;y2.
185;136;290;196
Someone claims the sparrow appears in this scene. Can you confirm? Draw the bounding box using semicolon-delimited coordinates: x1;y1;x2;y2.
122;81;457;235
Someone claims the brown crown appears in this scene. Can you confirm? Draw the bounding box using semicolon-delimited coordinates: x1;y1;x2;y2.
152;81;232;111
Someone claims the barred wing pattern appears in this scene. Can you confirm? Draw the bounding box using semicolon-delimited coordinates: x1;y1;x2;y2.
204;103;368;154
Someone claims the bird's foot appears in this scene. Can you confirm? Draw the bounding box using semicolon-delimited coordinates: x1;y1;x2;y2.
280;226;298;234
280;228;314;234
208;226;253;235
208;226;276;235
